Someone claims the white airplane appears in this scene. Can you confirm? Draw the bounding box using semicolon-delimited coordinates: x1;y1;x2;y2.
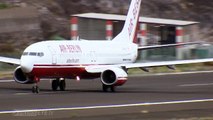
0;0;213;93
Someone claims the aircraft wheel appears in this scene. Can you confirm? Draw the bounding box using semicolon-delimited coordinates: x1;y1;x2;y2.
110;86;116;92
102;84;108;92
32;85;39;93
102;84;116;92
52;79;59;91
59;80;66;91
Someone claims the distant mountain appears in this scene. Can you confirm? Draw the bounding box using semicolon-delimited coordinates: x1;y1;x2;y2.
29;0;213;41
0;0;212;43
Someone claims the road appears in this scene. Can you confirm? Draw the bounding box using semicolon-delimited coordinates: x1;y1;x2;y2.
0;71;213;120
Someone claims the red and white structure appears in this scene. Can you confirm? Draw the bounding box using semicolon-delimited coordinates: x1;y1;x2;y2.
70;17;78;40
71;13;199;59
71;13;198;41
139;23;147;46
106;20;113;40
176;26;184;44
176;26;184;59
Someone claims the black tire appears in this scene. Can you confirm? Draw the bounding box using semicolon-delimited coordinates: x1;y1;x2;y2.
102;84;109;92
110;86;116;92
102;84;116;92
32;86;35;93
59;80;66;91
52;79;59;91
32;86;40;93
35;86;40;93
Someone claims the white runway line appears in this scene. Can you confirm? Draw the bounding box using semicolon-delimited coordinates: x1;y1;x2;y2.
0;80;14;83
133;70;213;77
14;93;32;95
0;99;213;114
179;83;213;87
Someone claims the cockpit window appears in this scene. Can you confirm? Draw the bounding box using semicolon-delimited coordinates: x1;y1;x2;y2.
37;52;44;57
22;52;44;57
22;52;28;56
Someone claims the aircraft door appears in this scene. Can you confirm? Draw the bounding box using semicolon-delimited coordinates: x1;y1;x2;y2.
90;51;96;63
52;54;57;64
48;46;57;65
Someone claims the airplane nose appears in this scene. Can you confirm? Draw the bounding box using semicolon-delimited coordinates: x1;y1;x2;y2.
20;57;34;73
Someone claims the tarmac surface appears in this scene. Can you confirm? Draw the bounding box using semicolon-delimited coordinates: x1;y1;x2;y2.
0;71;213;120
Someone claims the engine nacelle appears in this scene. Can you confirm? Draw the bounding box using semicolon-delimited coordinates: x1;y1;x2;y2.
14;66;34;84
101;67;128;86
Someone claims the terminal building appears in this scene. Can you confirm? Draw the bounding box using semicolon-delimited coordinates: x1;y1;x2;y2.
70;13;200;60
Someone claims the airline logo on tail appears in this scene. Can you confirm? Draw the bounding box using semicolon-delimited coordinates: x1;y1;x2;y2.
113;0;142;43
128;0;141;38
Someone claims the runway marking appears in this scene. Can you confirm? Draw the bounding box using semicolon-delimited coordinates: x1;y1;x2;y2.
14;93;32;95
0;99;213;114
0;80;14;83
133;70;213;77
179;83;213;87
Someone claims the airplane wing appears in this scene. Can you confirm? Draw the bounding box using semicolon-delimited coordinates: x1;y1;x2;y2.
138;42;201;50
124;58;213;69
85;58;213;73
0;56;20;65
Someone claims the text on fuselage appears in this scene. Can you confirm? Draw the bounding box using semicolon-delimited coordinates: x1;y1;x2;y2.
59;45;82;53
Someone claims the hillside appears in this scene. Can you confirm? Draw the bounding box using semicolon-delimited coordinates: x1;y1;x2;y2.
0;0;212;54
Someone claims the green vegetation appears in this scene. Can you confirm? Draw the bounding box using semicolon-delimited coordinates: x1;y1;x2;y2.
50;35;65;40
0;63;212;80
0;71;13;79
128;63;213;75
0;3;9;9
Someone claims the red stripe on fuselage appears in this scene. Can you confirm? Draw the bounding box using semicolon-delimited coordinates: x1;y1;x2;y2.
31;64;100;79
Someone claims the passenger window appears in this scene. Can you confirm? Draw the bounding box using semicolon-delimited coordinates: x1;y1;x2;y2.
29;52;37;56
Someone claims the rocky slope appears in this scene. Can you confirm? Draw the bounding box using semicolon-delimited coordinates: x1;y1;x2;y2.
0;0;212;52
23;0;213;41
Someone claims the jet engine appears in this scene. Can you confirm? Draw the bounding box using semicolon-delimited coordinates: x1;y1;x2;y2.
101;67;128;86
13;66;34;84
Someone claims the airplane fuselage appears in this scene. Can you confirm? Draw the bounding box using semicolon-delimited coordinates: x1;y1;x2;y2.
21;40;138;79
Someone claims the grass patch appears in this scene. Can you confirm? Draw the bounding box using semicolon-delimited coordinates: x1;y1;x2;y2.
0;62;213;79
0;71;13;79
128;63;213;75
0;3;9;9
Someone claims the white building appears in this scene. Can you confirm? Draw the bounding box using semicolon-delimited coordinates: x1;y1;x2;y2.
70;13;199;60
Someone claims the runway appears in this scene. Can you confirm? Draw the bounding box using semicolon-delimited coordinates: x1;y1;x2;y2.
0;71;213;120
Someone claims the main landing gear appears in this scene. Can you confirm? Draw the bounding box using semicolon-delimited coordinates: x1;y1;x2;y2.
52;78;66;91
32;85;39;93
31;78;66;93
102;84;116;92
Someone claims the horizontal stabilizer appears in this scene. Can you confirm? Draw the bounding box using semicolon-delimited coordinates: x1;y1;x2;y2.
138;42;201;50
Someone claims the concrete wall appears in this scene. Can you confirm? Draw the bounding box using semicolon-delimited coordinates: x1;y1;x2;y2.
78;18;105;40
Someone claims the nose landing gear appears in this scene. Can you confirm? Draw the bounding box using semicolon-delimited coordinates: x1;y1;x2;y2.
32;77;40;94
